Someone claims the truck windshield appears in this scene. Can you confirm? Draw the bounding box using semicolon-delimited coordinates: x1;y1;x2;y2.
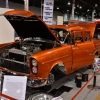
50;28;69;42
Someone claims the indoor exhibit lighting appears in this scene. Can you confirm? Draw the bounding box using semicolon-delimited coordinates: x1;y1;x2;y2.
68;1;71;5
79;6;82;9
77;5;79;7
87;9;90;12
57;7;59;9
95;4;98;7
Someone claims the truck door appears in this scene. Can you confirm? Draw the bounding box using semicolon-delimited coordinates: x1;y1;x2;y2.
72;31;95;71
93;24;100;53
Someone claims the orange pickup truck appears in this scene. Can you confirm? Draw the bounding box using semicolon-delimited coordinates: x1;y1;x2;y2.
0;10;97;88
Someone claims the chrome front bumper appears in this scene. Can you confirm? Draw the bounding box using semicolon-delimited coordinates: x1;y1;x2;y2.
0;70;48;88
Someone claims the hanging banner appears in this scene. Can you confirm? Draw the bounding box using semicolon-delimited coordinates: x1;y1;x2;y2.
5;0;9;8
43;0;54;25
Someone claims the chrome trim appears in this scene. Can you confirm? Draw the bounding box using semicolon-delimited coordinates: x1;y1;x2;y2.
0;58;27;65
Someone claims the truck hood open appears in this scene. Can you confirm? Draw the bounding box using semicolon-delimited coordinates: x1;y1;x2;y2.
3;10;60;43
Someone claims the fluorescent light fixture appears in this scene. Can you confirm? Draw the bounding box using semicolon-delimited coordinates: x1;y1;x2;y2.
95;4;98;7
87;9;89;11
68;1;71;5
57;7;59;9
79;6;82;9
77;5;79;7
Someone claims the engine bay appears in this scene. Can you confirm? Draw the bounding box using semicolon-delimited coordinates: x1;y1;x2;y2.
0;38;60;74
0;39;56;62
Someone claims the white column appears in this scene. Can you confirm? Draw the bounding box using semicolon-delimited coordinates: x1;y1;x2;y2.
71;0;75;20
41;0;43;19
24;0;29;10
5;0;9;8
92;10;95;21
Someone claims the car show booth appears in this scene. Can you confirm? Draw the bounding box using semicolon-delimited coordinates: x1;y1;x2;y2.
0;0;100;100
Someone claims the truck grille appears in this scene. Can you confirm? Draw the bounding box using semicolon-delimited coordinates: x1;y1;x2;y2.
0;58;30;74
9;48;27;62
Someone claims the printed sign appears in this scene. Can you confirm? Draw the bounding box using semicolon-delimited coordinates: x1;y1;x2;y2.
43;0;54;25
2;75;27;100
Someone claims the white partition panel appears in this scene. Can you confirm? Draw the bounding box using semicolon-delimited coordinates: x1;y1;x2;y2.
0;8;14;44
57;16;63;25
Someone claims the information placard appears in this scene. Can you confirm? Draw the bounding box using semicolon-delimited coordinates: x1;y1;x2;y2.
2;75;27;100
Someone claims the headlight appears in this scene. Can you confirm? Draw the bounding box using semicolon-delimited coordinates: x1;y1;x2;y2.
32;59;37;66
32;59;38;74
32;66;38;74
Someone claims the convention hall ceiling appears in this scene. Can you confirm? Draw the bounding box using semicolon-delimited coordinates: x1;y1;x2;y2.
6;0;100;18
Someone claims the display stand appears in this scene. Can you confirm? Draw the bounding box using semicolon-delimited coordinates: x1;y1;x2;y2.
87;58;100;90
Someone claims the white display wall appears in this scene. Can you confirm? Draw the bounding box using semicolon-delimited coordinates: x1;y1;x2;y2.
57;16;63;25
0;8;14;44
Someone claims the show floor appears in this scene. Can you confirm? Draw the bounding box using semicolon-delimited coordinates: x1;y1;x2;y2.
60;69;100;100
26;67;100;100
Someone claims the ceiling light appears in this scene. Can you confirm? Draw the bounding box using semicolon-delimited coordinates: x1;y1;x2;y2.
94;10;96;13
77;5;79;7
74;7;76;9
87;9;90;12
95;4;98;7
57;7;59;9
67;10;69;12
68;1;71;5
79;6;82;9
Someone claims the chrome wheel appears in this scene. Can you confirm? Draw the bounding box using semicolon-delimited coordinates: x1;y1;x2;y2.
28;93;54;100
